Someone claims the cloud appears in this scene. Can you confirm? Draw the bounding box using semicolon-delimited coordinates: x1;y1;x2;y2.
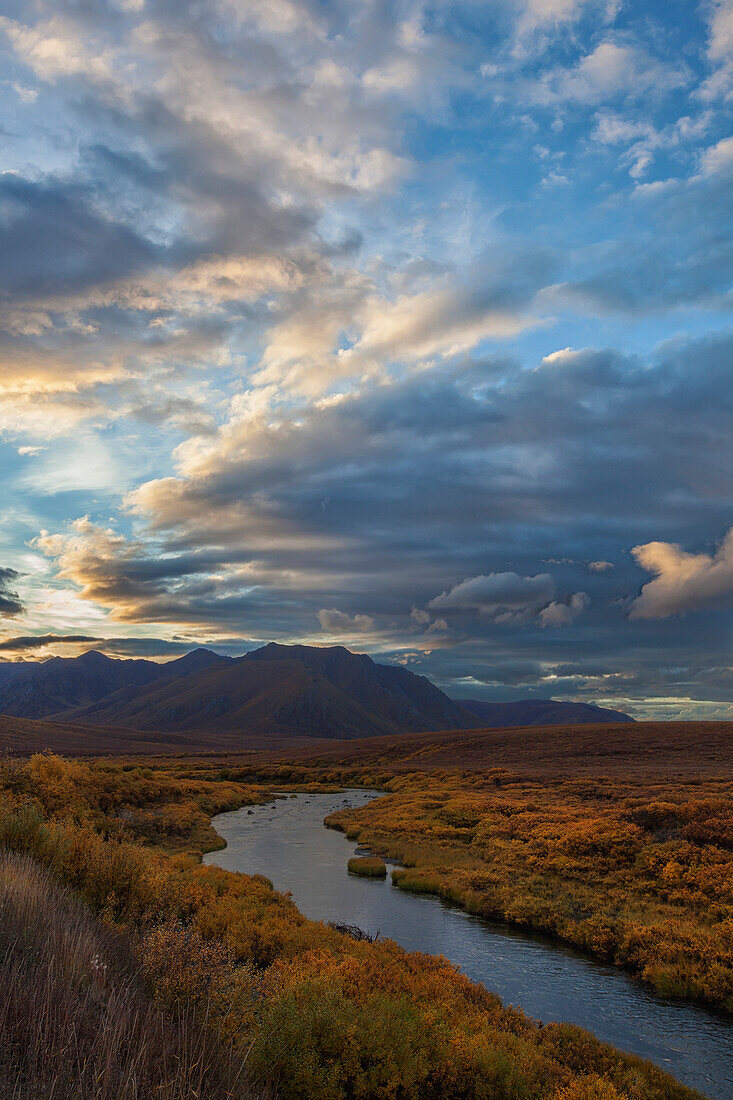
536;40;686;105
591;109;714;180
538;590;590;627
0;568;23;617
588;560;613;572
31;517;259;628
337;284;534;369
318;608;376;634
429;572;590;628
699;135;733;177
699;0;733;100
410;607;431;624
511;0;619;58
629;528;733;619
0;174;158;301
429;572;555;621
0;15;116;84
0;633;98;651
26;330;730;650
0;390;111;440
253;275;538;398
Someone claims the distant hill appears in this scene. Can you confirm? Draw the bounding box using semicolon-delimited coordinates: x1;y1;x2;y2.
455;698;634;726
0;713;199;756
0;648;226;720
58;643;477;739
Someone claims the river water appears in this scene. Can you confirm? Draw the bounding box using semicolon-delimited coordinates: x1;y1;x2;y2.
203;789;732;1099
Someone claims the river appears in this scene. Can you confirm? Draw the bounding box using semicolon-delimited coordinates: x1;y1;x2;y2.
203;789;732;1099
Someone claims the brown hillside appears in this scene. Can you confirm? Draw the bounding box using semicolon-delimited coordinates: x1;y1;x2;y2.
0;715;197;756
0;713;337;757
276;720;733;778
2;713;731;781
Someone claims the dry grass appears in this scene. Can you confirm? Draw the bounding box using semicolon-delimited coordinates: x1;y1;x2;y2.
0;850;258;1100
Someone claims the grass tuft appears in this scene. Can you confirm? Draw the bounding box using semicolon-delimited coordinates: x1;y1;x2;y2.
348;855;387;877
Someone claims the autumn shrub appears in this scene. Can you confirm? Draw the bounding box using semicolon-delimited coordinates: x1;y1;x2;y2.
249;967;442;1100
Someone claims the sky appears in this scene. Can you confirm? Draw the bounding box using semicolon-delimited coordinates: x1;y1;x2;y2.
0;0;731;719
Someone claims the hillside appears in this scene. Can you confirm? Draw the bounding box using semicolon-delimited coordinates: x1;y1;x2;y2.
456;698;633;726
2;707;732;781
59;643;477;739
0;713;206;756
0;648;226;720
279;720;733;778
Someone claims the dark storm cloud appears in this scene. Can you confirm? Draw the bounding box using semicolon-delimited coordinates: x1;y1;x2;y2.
0;569;23;617
0;175;160;299
0;634;98;650
134;331;732;568
429;572;556;620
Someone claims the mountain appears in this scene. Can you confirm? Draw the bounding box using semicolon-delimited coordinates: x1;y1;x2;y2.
0;648;226;720
455;698;634;726
0;661;35;689
59;643;478;739
0;643;634;741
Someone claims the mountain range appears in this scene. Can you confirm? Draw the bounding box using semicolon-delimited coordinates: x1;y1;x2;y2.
0;647;223;720
0;644;632;739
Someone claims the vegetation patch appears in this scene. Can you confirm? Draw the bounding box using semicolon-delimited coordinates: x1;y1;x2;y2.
348;854;387;877
0;753;714;1099
326;772;733;1012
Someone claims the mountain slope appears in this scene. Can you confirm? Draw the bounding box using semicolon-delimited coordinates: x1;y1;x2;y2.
0;648;226;720
60;643;478;739
0;662;37;690
455;698;634;726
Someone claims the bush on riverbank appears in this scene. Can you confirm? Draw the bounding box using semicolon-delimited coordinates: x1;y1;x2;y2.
348;855;386;877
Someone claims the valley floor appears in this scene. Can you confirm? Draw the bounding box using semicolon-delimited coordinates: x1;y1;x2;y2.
246;722;733;1012
0;747;721;1099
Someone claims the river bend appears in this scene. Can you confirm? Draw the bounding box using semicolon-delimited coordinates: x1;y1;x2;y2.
203;789;732;1099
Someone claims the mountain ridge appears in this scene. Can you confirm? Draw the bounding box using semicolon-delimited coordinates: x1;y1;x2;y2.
0;648;226;720
0;643;633;740
57;643;477;739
